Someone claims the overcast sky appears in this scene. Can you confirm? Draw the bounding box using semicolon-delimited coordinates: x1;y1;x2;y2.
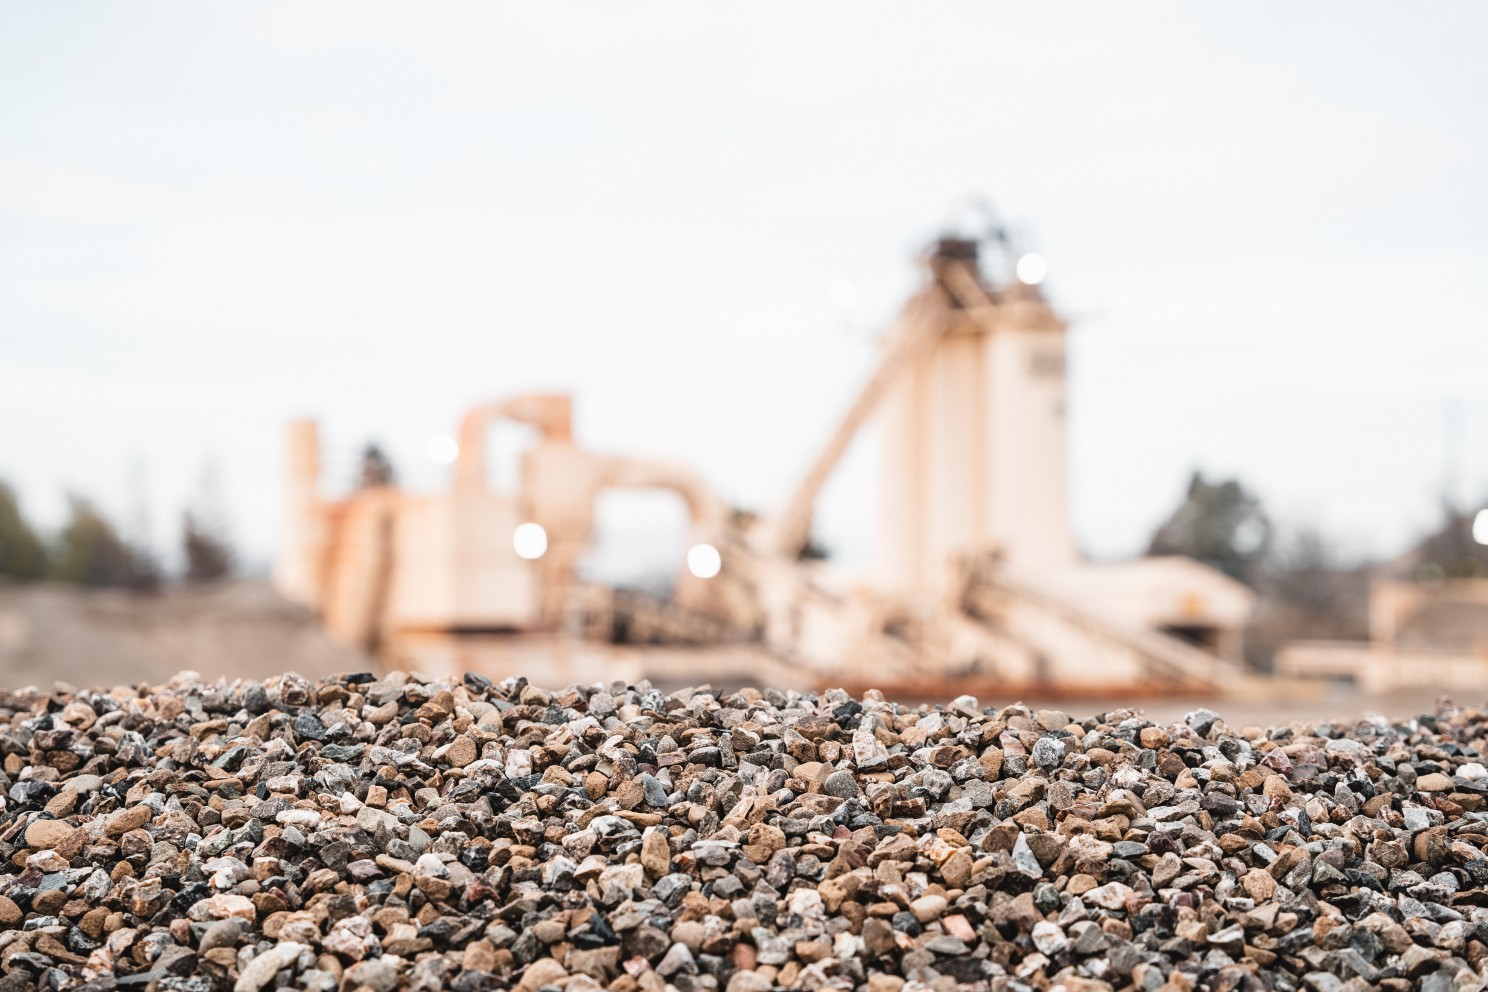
2;3;1486;578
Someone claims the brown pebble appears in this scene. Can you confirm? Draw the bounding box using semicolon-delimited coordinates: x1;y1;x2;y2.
105;805;152;836
640;826;671;878
1416;773;1453;792
443;736;478;768
25;818;81;854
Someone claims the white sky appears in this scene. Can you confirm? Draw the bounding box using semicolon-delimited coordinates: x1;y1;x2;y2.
2;3;1486;578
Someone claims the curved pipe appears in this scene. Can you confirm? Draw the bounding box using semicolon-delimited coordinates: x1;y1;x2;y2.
455;394;572;495
594;455;729;535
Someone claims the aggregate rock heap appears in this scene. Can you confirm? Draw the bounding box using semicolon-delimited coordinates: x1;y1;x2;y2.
0;675;1486;992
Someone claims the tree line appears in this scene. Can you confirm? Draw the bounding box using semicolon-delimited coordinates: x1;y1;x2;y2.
0;445;399;591
1146;470;1488;667
0;482;233;590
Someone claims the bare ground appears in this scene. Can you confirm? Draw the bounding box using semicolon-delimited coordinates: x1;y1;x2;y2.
0;583;1464;728
0;579;373;691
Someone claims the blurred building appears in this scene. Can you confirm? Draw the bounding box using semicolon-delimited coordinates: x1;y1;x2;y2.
1277;510;1488;692
277;232;1255;695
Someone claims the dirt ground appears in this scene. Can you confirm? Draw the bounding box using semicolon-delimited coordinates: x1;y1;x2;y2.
0;579;372;691
0;582;1469;728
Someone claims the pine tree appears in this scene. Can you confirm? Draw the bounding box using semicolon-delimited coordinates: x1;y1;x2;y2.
182;510;234;581
50;496;158;589
1147;471;1271;585
181;462;235;582
356;443;396;489
0;481;47;580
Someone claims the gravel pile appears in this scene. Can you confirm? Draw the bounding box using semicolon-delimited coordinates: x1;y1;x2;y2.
1;673;1487;992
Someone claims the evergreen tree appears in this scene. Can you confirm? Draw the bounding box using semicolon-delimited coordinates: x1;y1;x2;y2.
0;481;47;580
181;461;235;582
1147;471;1271;585
50;496;158;589
182;510;234;581
356;443;396;489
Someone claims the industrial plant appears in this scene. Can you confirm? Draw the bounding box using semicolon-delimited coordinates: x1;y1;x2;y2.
277;231;1254;697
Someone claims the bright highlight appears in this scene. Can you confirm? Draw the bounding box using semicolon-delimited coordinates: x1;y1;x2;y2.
425;434;460;465
513;522;548;560
686;543;722;579
1015;252;1048;286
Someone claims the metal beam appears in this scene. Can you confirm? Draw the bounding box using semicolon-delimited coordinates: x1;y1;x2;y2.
759;280;957;557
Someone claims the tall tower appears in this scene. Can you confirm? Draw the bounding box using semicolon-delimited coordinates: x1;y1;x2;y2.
276;419;327;610
877;238;1075;602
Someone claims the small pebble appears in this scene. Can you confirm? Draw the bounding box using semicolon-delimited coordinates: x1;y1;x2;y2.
0;675;1481;990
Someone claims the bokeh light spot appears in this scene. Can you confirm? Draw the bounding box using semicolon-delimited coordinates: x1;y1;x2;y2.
425;434;460;464
513;522;548;560
686;543;722;579
1015;252;1048;285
